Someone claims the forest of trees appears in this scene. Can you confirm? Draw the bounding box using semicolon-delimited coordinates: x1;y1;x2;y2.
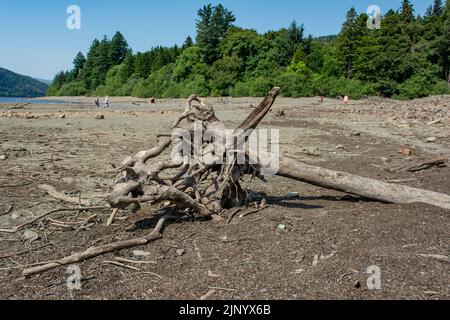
0;67;49;97
47;0;450;100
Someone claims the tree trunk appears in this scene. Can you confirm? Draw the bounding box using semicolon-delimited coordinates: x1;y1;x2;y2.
276;157;450;210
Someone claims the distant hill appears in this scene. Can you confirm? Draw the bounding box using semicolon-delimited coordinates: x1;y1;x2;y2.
34;78;52;86
0;67;49;97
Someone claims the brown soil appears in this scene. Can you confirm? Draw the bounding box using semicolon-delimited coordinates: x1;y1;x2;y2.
0;96;449;300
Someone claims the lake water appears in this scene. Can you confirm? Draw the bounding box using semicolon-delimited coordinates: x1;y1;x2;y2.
0;97;73;105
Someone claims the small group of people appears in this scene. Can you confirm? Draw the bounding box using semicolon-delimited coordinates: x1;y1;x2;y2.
95;96;156;108
318;95;349;106
95;96;109;109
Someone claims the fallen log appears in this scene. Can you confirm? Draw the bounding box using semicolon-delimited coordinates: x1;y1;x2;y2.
276;157;450;210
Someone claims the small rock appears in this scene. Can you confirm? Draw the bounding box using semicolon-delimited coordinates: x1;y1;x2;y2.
398;148;412;156
304;147;321;157
336;144;345;150
294;269;304;274
353;280;362;289
11;212;23;221
22;230;39;242
207;270;220;278
0;155;6;160
426;137;437;143
133;250;151;257
211;214;224;223
351;132;361;136
277;224;286;231
287;192;299;198
95;114;105;120
59;114;66;119
176;249;186;256
275;109;286;117
259;198;267;208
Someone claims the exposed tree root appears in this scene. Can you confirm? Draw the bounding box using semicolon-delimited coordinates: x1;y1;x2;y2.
0;206;110;233
39;184;91;206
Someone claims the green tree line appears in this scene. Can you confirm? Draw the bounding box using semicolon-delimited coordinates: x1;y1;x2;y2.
47;0;450;100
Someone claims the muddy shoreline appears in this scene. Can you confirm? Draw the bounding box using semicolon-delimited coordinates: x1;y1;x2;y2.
0;95;449;299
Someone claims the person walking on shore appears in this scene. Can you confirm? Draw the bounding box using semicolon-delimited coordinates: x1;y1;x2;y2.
104;96;109;109
95;96;100;108
343;95;349;106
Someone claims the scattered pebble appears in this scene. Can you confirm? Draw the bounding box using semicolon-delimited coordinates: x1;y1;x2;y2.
353;280;362;289
22;230;39;242
398;148;412;156
277;224;286;231
336;144;345;150
426;137;437;143
0;155;6;160
95;114;105;120
259;198;267;208
303;147;321;157
287;192;299;198
176;249;186;256
275;109;285;117
200;290;216;300
207;270;220;278
11;212;23;221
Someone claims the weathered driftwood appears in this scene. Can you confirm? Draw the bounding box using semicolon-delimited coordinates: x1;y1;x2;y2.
22;87;450;277
108;87;450;213
22;215;169;277
404;157;448;172
39;184;91;206
276;157;450;210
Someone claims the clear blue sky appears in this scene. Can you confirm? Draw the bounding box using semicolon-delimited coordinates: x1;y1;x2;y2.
0;0;432;80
